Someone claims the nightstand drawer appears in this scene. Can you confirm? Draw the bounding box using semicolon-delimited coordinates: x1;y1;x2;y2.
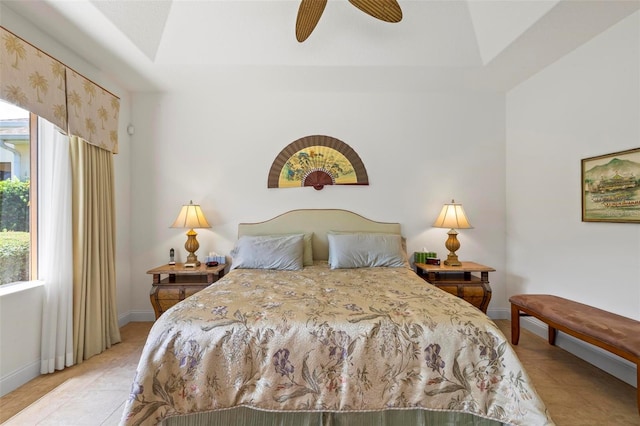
415;261;495;313
150;284;208;314
147;263;226;319
152;285;206;300
434;283;490;311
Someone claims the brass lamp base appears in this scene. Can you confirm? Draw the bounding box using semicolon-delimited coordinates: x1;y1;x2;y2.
443;228;462;267
444;254;462;267
184;229;201;266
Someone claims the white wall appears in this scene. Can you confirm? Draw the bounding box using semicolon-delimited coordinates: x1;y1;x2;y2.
0;284;43;396
506;11;640;384
0;4;133;395
129;88;506;318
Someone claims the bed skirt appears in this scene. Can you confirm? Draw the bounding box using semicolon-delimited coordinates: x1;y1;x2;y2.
162;407;506;426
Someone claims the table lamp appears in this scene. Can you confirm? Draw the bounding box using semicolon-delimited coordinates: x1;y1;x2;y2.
432;199;472;266
171;200;211;267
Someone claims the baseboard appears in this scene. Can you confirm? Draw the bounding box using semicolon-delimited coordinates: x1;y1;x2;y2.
0;359;40;397
118;310;155;327
487;307;510;320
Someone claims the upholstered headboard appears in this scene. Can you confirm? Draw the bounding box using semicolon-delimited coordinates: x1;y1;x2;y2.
237;209;402;261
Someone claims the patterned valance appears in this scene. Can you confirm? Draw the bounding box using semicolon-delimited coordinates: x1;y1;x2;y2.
66;70;119;153
0;26;67;130
0;26;119;153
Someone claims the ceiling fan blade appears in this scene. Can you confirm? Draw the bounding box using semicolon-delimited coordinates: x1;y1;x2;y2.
296;0;328;42
348;0;402;23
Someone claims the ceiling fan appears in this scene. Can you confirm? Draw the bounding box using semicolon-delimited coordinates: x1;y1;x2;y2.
296;0;403;42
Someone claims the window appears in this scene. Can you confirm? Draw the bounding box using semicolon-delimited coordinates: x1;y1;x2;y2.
0;163;11;180
0;100;37;286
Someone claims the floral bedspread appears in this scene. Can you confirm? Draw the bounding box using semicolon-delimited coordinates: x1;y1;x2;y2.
121;263;553;426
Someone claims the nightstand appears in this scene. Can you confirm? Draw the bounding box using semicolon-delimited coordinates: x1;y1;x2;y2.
415;261;495;313
147;263;226;319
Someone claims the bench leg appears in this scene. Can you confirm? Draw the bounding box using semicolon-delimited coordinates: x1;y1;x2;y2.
637;365;639;415
510;304;520;345
548;327;557;345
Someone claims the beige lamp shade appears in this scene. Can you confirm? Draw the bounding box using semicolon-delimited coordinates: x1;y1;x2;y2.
171;201;211;229
432;200;472;230
171;201;210;266
432;200;472;267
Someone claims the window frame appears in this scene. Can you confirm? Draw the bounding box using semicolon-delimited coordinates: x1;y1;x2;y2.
0;104;38;288
29;112;38;281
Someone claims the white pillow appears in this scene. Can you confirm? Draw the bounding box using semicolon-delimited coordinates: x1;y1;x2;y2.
327;232;408;269
230;234;304;270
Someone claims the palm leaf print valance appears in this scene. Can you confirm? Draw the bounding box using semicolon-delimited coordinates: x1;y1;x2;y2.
66;70;120;153
268;135;369;190
0;26;67;130
0;26;120;153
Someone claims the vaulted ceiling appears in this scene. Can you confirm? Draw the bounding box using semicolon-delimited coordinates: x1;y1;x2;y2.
3;0;639;92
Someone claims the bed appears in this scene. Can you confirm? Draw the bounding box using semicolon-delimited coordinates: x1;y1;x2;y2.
120;209;554;426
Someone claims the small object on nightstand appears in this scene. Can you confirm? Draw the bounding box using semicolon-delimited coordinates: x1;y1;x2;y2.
184;263;196;268
206;261;219;267
206;252;226;265
414;251;439;265
169;248;175;265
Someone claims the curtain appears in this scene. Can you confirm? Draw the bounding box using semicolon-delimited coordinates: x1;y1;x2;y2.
38;118;74;373
69;136;121;363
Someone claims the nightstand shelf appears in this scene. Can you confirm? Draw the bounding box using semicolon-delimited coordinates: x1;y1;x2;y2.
415;261;495;313
147;263;226;319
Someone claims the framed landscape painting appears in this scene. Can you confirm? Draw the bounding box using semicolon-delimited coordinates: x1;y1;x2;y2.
581;147;640;223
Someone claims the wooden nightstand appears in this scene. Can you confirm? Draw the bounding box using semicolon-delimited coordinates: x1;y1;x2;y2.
415;261;495;313
147;263;226;319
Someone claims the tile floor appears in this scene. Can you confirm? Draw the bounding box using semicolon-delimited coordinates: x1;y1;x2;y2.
0;320;637;425
0;322;152;425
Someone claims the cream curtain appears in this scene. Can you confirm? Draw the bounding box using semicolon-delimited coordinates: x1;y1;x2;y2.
69;136;121;363
2;25;122;364
38;118;74;373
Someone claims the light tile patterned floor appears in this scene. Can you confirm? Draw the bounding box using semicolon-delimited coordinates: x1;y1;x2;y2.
1;320;637;425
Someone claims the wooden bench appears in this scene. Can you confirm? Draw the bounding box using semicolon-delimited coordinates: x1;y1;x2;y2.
509;294;640;415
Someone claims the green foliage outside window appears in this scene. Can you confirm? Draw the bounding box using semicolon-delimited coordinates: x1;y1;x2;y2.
0;232;29;285
0;178;30;285
0;178;30;232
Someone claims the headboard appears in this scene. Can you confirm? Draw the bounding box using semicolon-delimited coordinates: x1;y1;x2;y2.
237;209;402;260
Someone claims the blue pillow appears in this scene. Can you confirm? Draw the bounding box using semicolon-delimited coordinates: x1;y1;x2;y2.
327;232;408;269
230;234;305;270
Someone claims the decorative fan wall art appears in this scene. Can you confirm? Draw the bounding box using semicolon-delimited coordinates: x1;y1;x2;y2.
268;135;369;190
296;0;403;42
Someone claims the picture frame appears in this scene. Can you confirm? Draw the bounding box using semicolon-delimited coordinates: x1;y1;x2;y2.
581;147;640;223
